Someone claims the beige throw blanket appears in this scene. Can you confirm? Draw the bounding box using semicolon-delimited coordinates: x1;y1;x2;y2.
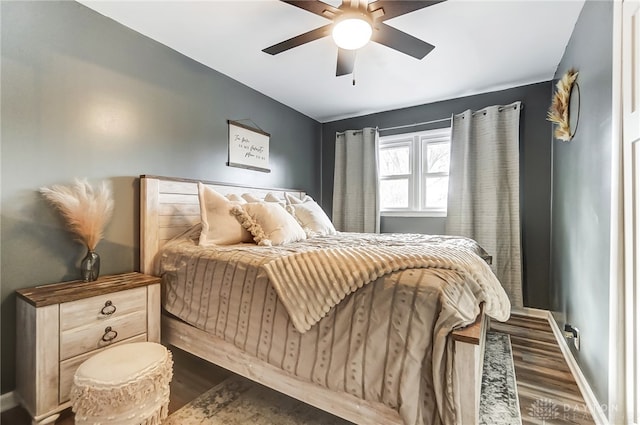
263;232;511;333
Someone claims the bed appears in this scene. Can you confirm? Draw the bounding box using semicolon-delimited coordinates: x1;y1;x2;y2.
139;175;510;425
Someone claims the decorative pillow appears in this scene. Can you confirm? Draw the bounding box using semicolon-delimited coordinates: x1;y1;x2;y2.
231;202;306;246
264;192;288;208
263;192;283;203
285;192;312;205
241;193;262;203
226;193;246;203
197;183;252;245
284;195;336;236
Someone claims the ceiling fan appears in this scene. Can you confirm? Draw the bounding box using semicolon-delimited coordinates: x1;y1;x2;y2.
262;0;445;77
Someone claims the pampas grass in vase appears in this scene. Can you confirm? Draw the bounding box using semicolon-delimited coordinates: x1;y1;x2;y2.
40;179;114;282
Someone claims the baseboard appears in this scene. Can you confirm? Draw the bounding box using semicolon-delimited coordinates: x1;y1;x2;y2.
544;311;609;425
1;391;18;413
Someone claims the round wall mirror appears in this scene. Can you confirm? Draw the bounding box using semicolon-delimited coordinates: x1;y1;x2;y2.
568;82;580;140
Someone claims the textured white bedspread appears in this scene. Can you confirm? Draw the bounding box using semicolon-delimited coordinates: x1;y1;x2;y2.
160;230;511;425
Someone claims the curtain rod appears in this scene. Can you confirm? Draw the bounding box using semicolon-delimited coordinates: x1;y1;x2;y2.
378;103;524;133
378;117;451;132
467;102;524;117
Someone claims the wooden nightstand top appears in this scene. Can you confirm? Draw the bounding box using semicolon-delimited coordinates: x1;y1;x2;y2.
16;272;161;307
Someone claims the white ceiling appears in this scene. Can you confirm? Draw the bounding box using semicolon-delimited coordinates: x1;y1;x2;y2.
77;0;585;123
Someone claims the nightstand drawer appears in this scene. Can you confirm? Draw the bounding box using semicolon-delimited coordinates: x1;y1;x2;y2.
60;310;147;360
60;287;147;331
58;333;147;404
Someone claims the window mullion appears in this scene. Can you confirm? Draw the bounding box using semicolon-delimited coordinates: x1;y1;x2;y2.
380;174;411;181
413;135;422;211
425;172;448;178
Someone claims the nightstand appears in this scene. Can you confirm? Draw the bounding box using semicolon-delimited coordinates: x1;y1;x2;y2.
15;272;161;425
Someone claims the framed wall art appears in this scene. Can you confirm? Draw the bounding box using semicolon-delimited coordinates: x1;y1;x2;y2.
227;120;271;173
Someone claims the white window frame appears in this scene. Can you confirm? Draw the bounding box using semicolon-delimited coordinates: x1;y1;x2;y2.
379;127;451;218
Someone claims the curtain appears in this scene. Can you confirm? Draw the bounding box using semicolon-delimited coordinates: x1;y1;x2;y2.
333;128;380;233
446;102;523;307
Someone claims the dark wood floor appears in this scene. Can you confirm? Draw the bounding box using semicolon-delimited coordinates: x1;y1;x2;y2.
491;313;595;425
2;313;595;425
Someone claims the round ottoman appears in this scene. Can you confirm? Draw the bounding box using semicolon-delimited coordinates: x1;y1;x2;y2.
70;342;173;425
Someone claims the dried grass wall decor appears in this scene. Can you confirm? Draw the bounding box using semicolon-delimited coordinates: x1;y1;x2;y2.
547;69;579;141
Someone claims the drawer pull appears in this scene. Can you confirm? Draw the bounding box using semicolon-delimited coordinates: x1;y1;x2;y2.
100;301;117;316
101;326;118;342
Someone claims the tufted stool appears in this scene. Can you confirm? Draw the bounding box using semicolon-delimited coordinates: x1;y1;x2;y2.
70;342;173;425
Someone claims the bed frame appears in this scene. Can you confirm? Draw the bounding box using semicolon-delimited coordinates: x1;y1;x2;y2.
139;175;487;425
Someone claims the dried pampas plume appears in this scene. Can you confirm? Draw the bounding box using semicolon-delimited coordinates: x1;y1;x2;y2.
547;69;578;141
40;179;114;250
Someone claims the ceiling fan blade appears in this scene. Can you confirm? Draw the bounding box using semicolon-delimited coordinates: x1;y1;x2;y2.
281;0;341;19
371;23;435;59
368;0;445;22
336;48;357;76
263;24;333;55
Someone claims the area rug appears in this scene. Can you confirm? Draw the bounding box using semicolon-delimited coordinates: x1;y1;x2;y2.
479;331;522;425
164;373;352;425
166;331;520;425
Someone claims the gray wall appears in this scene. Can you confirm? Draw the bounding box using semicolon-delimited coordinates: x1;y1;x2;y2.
382;216;446;235
550;0;612;406
322;82;553;309
1;0;321;394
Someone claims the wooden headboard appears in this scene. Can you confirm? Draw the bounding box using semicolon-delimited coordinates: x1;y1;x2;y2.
139;175;305;275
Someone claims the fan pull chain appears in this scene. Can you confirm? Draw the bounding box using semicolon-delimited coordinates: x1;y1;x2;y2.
352;59;357;86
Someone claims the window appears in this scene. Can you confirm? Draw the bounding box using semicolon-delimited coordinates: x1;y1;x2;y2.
378;127;451;217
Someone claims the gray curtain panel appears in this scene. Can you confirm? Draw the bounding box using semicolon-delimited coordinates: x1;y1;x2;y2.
446;102;523;307
333;128;380;233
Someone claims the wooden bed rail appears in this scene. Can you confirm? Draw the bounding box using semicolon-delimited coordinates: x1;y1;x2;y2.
452;304;487;425
452;304;485;345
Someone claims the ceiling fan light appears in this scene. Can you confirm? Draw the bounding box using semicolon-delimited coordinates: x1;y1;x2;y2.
332;18;372;50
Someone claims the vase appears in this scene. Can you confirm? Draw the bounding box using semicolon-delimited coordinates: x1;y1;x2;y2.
81;249;100;282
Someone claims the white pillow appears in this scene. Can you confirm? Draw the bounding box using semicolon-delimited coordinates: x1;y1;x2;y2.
242;192;286;207
226;193;246;203
263;192;282;203
231;202;306;246
264;192;288;208
285;192;312;205
289;202;337;236
241;193;262;203
197;183;253;245
284;195;336;236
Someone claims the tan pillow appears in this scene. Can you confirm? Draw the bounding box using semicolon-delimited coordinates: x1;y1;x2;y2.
198;183;252;245
231;202;306;246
